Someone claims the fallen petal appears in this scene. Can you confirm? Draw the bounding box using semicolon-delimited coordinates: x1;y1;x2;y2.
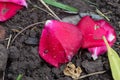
96;20;116;44
0;0;27;7
88;46;107;60
77;16;107;48
88;20;116;59
0;0;27;21
39;20;82;67
0;2;23;21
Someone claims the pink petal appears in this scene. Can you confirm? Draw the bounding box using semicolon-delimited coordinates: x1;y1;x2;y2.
88;46;107;60
77;16;107;48
0;2;23;21
39;20;82;67
96;20;116;44
0;0;27;7
88;20;116;59
0;0;27;21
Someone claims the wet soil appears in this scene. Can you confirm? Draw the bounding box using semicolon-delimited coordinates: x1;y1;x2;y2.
0;0;120;80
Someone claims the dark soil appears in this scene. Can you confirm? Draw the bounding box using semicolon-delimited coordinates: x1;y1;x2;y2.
0;0;119;80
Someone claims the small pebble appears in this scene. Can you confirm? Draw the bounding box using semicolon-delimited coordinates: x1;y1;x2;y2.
62;12;103;25
24;37;38;45
62;15;80;24
79;12;103;20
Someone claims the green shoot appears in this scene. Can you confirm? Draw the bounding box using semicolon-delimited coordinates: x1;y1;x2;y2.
16;74;23;80
43;0;78;13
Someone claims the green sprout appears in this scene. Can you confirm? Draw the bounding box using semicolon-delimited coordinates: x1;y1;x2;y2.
43;0;78;13
16;74;23;80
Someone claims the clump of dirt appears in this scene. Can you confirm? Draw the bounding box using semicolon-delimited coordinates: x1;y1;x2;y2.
0;0;119;80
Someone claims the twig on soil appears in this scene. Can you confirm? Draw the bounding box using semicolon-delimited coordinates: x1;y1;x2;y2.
96;8;110;21
27;0;56;19
39;0;62;21
78;71;106;79
11;21;45;44
7;34;12;49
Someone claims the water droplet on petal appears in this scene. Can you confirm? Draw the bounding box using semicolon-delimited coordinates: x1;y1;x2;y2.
44;50;48;54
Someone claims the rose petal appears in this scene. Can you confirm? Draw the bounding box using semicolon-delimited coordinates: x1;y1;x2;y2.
88;46;107;60
0;2;23;21
77;16;107;48
0;0;27;7
96;20;116;44
39;20;82;67
0;0;27;21
88;20;116;59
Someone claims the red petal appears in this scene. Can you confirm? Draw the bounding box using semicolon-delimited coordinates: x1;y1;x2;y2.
77;16;107;48
0;0;27;7
88;20;116;59
88;46;107;60
0;2;23;21
96;20;116;44
39;20;82;67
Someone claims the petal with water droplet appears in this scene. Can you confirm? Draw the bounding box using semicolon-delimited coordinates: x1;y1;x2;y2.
39;20;82;67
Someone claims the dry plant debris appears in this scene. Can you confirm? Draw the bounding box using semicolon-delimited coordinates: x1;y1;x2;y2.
63;62;82;80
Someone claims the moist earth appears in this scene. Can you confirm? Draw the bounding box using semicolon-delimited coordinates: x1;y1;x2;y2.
0;0;119;80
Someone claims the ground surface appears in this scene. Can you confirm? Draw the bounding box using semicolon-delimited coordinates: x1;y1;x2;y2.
0;0;120;80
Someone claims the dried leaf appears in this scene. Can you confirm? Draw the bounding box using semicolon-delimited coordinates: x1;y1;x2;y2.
63;62;82;79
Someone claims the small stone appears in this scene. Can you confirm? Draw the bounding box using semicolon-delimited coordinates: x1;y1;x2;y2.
79;12;103;20
24;37;38;45
62;13;103;25
62;15;80;24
